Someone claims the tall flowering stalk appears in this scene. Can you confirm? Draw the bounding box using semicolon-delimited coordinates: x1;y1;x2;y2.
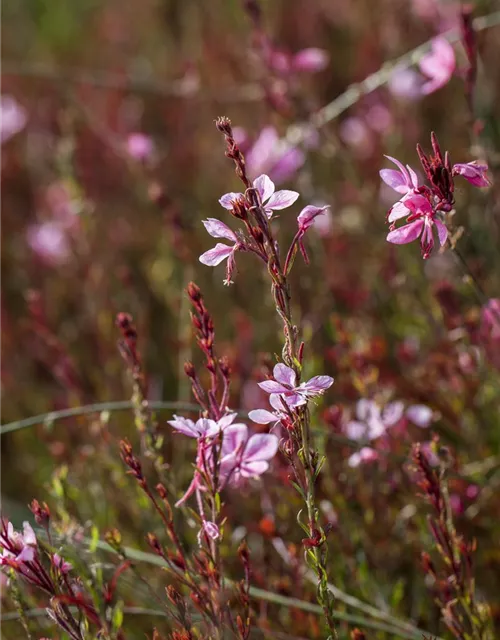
208;117;338;636
412;440;494;639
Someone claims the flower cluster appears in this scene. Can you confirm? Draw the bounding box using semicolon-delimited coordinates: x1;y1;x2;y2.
168;412;279;540
199;172;329;283
381;133;490;258
343;399;433;467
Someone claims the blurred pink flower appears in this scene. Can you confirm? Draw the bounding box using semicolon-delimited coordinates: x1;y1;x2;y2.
258;363;333;408
418;37;455;95
0;521;37;567
244;127;305;184
481;298;500;340
52;554;72;574
26;222;71;264
452;162;490;187
345;399;404;441
348;447;379;468
406;404;433;428
126;132;154;161
1;95;27;144
388;67;423;99
339;117;374;158
268;47;329;75
292;48;330;73
365;104;393;133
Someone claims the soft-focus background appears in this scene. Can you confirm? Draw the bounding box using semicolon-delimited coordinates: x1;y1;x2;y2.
2;0;500;637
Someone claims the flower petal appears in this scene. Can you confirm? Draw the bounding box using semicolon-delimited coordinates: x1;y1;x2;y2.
167;415;198;437
199;243;234;266
382;401;405;426
434;219;448;246
22;523;37;547
387;220;424;245
266;189;299;210
248;409;277;424
244;433;279;461
300;375;334;394
202;218;237;241
345;420;369;441
253;174;275;203
273;363;296;387
292;48;329;73
219;192;243;210
222;424;248;457
406;404;433;428
240;460;269;477
388;199;412;222
258;380;289;394
379;169;409;194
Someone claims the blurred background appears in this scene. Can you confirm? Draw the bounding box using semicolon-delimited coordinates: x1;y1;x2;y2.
2;0;500;636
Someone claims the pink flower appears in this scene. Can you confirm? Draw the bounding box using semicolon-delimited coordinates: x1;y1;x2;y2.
258;363;333;408
388;67;423;99
0;521;37;566
386;193;448;259
348;447;379;468
199;219;241;284
481;298;500;340
244;127;305;184
197;521;220;545
345;399;404;441
406;404;433;428
297;205;330;234
418;37;455;95
167;412;240;438
52;554;72;574
220;424;279;483
291;48;329;73
1;96;27;144
126;133;154;161
380;155;420;196
249;393;288;427
219;174;299;219
452;162;490;187
26;222;71;265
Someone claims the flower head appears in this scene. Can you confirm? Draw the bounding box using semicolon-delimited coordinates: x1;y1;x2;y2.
452;162;490;187
0;521;37;566
219;174;299;220
243;127;305;184
418;37;455;95
126;133;154;161
220;424;279;484
297;205;330;235
345;399;404;441
199;218;240;284
1;95;27;144
249;393;289;427
167;412;239;439
258;363;333;408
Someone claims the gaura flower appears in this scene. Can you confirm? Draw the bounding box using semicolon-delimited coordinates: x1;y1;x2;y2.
0;521;37;566
1;95;27;144
243;126;306;184
418;37;455;95
126;133;154;161
258;363;333;408
345;399;404;441
220;424;279;484
297;205;330;235
199;219;239;267
452;162;490;187
52;554;72;574
386;193;448;259
348;447;379;468
219;174;299;219
167;412;240;438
